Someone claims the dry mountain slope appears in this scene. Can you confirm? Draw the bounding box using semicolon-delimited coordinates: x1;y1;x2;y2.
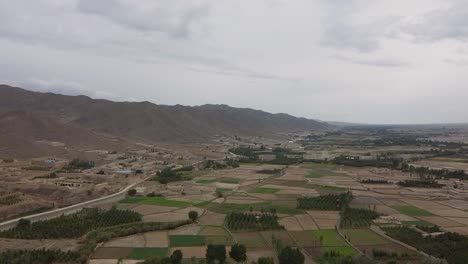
0;85;329;144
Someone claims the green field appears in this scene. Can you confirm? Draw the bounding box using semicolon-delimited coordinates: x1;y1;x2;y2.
128;248;168;259
218;178;241;184
120;197;192;208
305;163;342;178
341;229;387;245
311;230;347;247
169;235;205;247
254;187;279;194
395;206;433;216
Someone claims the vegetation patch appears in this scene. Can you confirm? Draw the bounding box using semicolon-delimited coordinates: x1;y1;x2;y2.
341;229;387;245
297;192;352;210
62;159;95;171
361;179;390;184
397;180;444;188
196;179;217;184
254;187;279;194
0;208;141;239
340;207;379;228
308;184;346;193
311;229;348;247
305;163;341;178
322;246;357;257
225;212;281;232
256;168;282;174
169;235;205;247
384;227;468;264
128;247;168;259
395;206;433;216
120;197;192;208
209;202;304;215
218;177;241;184
0;249;81;264
0;192;23;206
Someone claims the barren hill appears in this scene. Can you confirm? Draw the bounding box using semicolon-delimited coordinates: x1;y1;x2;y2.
0;85;329;156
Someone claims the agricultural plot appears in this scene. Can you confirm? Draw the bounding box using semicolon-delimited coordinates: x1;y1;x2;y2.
169;235;205;247
198;212;226;226
127;247;168;260
208;201;304;215
144;231;169;247
340;207;379;228
307;211;340;229
232;232;268;247
253;187;279;194
130;204;177;215
304;163;344;178
295;214;318;230
169;225;201;235
340;229;387;246
120;197;192;208
103;235;145;247
92;247;133;259
279;216;303;231
225;212;281;231
143;212;187;222
0;208;141;239
311;229;347;247
322;246;357;257
289;230;318;247
394;206;433;216
169;246;206;259
297;192;351;210
416;216;464;228
261;230;296;247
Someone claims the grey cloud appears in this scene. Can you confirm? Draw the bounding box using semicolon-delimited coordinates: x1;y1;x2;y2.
444;58;468;66
77;0;210;38
0;1;288;83
333;54;408;67
320;1;398;52
401;1;468;42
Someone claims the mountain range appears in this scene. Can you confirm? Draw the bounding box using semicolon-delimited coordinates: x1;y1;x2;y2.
0;85;329;158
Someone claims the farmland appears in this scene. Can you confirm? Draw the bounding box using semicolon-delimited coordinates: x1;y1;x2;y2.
3;125;468;264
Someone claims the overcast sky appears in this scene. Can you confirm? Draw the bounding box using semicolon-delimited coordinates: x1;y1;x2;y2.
1;0;467;124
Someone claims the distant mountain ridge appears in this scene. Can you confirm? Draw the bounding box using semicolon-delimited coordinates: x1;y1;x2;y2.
0;85;329;156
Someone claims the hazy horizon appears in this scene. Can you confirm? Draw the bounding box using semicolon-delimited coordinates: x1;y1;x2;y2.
1;0;468;124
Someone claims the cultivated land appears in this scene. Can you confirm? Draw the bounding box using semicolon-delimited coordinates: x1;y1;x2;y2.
3;123;468;264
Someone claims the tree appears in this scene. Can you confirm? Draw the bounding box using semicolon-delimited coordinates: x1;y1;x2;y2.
127;189;137;196
206;244;226;264
258;257;274;264
278;247;304;264
170;250;183;264
229;243;247;263
17;218;31;229
188;211;199;222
